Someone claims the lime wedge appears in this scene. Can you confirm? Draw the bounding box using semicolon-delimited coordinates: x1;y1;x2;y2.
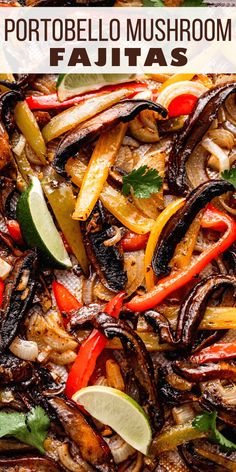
72;386;152;455
16;177;72;269
57;74;137;101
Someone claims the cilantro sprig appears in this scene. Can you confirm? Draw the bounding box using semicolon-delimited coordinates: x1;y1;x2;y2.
193;411;236;452
221;168;236;189
122;165;163;199
0;406;50;453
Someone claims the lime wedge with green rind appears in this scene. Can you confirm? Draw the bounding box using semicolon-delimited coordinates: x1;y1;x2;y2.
16;177;72;269
72;385;152;455
57;74;137;101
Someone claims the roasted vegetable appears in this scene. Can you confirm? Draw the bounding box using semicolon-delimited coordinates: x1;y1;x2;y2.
49;397;116;472
82;202;127;292
14;101;47;165
168;81;236;194
176;275;236;348
53;99;167;174
0;456;61;472
126;205;236;312
66;158;154;234
152;180;234;278
0;250;38;351
179;442;227;472
73;123;127;221
174;361;236;382
0;353;33;385
66;292;124;398
70;310;163;431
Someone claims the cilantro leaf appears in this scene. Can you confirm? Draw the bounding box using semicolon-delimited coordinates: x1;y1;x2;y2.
193;411;236;452
182;0;205;5
0;406;50;454
122;165;163;199
221;168;236;189
143;0;164;6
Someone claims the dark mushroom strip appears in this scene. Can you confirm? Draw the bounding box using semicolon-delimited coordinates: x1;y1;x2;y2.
82;202;127;292
0;353;33;385
0;75;33;92
48;397;116;472
152;180;234;278
176;275;236;348
0;250;38;352
70;309;163;431
53;99;167;174
200;380;236;427
174;361;236;383
179;442;228;472
0;455;62;472
0;230;23;257
158;368;197;406
0;90;22;133
0;177;17;219
144;310;176;345
167;80;236;195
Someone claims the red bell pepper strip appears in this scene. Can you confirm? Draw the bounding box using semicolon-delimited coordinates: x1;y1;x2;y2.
6;220;24;245
190;341;236;365
52;281;82;327
0;280;4;308
121;232;149;252
126;205;236;312
26;83;148;111
168;94;198;118
65;291;125;399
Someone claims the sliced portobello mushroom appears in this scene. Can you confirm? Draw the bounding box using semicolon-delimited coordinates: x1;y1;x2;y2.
53;99;167;174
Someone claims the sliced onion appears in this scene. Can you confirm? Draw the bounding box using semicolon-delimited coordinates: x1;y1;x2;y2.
124;250;145;297
82;273;96;305
223;119;236;136
25;142;43;166
172;405;195;425
220;196;236;216
0;257;12;280
224;93;236;124
157;81;207;110
207;128;234;149
202;137;230;172
9;336;38;361
12;134;26;157
58;443;87;472
105;435;135;464
185;144;209;190
103;226;126;247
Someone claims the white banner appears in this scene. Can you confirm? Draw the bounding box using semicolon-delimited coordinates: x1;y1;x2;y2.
0;7;235;73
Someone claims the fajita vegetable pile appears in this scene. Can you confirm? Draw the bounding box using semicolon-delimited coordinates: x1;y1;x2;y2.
0;72;236;471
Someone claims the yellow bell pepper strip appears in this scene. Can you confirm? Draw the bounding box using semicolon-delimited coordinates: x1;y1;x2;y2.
157;74;196;93
151;421;206;455
65;158;154;234
42;89;132;143
43;175;88;274
160;305;236;331
14;101;47;165
170;211;202;271
145;198;185;290
73;123;127;221
127;205;236;312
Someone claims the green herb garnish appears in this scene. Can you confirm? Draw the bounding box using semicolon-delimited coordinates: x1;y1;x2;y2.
0;406;50;454
122;165;163;199
143;0;164;6
193;411;236;451
221;168;236;189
